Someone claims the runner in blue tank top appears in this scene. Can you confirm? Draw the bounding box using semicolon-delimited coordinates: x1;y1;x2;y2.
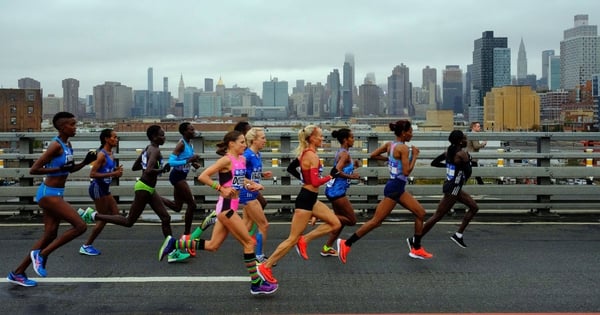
7;112;97;287
80;128;124;256
161;122;201;257
337;120;433;263
239;127;273;262
321;128;361;257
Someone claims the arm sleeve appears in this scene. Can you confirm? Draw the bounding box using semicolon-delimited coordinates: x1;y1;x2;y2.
308;168;331;187
286;158;302;180
168;153;188;167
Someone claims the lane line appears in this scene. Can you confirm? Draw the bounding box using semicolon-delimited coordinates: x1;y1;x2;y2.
4;276;249;283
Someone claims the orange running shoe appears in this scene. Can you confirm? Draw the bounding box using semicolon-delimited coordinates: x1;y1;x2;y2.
409;246;433;259
257;263;278;284
336;238;350;264
294;235;308;260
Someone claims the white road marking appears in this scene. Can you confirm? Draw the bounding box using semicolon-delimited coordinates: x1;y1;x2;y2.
5;276;249;283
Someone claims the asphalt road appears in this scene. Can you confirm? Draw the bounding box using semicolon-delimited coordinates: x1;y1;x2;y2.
1;219;599;314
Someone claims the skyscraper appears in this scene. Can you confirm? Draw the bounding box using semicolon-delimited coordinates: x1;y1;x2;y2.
178;74;185;102
344;53;355;95
359;82;381;116
493;48;511;87
205;78;214;92
470;31;508;121
541;50;555;88
387;64;413;116
442;65;463;114
327;69;341;118
422;66;437;107
62;78;82;117
93;82;133;120
147;67;153;93
342;62;353;118
262;78;288;108
549;55;561;91
517;38;528;83
292;80;305;94
560;14;600;90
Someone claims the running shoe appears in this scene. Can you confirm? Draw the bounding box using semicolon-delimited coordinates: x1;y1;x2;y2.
6;272;37;287
336;238;350;264
294;235;308;260
180;234;196;257
250;280;278;295
257;263;278;284
200;210;217;230
79;207;95;224
79;244;101;256
30;250;47;277
167;249;191;263
158;235;175;261
450;234;467;248
409;246;433;259
320;245;338;257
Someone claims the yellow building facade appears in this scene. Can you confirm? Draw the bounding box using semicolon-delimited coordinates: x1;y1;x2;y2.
483;85;540;131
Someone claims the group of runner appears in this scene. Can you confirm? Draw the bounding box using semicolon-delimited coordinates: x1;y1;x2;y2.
7;112;479;297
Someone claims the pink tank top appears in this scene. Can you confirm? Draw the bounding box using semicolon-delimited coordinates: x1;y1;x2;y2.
215;153;246;213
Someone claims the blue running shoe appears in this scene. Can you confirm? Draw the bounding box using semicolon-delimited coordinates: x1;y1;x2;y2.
251;281;278;295
158;235;175;261
7;272;37;287
79;244;101;256
30;250;47;277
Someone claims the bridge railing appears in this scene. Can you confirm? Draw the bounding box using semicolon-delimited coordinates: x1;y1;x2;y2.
2;131;600;218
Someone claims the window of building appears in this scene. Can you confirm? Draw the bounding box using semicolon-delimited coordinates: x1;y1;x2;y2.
9;94;16;101
10;105;17;113
28;106;34;114
10;117;17;125
27;93;35;101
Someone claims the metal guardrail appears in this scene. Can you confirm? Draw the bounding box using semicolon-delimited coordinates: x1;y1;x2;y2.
2;131;600;218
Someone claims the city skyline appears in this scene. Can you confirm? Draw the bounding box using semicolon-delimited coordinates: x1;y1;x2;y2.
1;0;599;97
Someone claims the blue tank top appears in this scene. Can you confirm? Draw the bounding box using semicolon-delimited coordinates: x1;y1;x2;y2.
388;141;411;181
94;149;115;185
46;136;74;177
169;138;194;173
446;152;472;183
325;148;354;198
240;147;262;198
141;147;163;170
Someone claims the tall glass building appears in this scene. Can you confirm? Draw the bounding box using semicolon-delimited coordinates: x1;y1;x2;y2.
560;14;600;90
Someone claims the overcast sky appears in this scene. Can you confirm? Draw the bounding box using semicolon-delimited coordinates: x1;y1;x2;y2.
1;0;599;97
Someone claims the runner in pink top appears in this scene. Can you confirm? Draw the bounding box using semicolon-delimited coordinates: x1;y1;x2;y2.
157;130;277;296
213;152;246;214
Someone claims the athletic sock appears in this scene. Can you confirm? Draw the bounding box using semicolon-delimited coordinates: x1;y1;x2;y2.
345;233;361;247
190;227;203;240
413;234;422;249
244;253;261;285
